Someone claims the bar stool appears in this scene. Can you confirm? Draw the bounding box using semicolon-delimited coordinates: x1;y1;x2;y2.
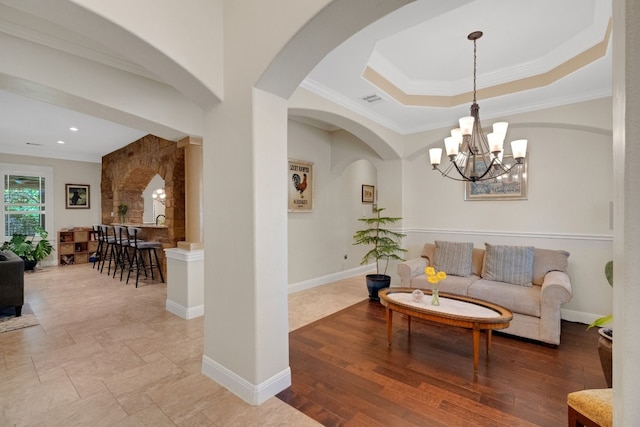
112;226;132;281
126;226;164;287
91;224;103;269
99;225;117;275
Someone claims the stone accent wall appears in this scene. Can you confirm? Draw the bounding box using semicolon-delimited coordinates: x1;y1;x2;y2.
101;134;186;246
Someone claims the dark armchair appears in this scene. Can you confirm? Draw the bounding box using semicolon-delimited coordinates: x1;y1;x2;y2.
0;250;25;316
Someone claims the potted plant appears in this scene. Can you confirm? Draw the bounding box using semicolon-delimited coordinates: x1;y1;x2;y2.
353;207;406;301
1;226;54;270
587;260;613;387
118;203;128;223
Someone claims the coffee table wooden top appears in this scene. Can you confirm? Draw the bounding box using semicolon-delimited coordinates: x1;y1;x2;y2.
379;288;512;326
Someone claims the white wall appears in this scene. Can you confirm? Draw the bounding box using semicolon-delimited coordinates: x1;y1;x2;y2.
1;153;102;263
287;120;387;286
287;118;409;290
402;97;613;322
288;97;614;321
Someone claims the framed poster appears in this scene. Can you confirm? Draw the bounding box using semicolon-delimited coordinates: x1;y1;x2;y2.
288;159;313;212
464;155;527;201
65;184;90;208
362;185;375;203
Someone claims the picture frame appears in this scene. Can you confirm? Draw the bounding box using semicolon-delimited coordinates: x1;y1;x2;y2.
65;184;90;209
464;155;528;201
288;159;313;212
362;185;375;204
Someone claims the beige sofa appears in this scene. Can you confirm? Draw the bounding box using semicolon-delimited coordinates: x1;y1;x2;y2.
397;241;572;345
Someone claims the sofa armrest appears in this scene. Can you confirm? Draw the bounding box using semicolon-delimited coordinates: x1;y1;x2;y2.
539;270;572;345
540;271;572;304
397;257;427;287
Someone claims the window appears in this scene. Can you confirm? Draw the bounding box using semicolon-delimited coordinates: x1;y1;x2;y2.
1;164;53;239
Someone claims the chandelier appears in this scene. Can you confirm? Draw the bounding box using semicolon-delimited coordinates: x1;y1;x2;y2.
152;188;166;205
428;31;527;182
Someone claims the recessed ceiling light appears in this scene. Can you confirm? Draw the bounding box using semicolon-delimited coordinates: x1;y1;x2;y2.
69;127;78;132
57;140;65;144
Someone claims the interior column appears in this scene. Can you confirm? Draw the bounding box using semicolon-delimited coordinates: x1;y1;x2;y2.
177;136;204;250
165;136;205;319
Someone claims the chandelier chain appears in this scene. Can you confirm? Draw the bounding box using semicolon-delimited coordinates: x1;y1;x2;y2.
473;38;477;103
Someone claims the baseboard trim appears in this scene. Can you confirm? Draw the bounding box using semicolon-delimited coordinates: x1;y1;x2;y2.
165;299;204;319
288;264;374;294
201;355;291;405
562;308;606;326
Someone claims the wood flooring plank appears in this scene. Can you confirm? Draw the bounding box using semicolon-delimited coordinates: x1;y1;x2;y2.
279;301;607;426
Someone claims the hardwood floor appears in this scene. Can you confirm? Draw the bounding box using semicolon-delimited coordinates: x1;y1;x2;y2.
277;300;607;427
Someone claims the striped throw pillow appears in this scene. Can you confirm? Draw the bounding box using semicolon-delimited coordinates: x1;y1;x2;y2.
482;243;535;286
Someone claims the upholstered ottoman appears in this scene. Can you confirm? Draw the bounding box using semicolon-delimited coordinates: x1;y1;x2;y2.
567;388;612;427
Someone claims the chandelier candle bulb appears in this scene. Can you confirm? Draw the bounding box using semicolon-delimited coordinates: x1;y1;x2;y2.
511;139;528;160
493;122;508;136
429;148;442;165
487;132;504;153
459;116;474;135
444;137;459;157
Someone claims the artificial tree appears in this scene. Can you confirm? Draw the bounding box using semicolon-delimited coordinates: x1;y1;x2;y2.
353;207;406;301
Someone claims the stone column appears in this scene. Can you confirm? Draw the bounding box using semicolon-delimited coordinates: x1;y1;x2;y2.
165;136;204;320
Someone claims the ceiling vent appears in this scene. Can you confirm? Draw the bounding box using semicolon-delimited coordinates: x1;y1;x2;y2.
361;93;383;103
26;142;43;146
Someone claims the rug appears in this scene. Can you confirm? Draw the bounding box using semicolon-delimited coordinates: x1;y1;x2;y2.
0;304;39;333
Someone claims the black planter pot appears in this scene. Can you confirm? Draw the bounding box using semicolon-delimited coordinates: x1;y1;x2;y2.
21;257;37;271
366;274;391;302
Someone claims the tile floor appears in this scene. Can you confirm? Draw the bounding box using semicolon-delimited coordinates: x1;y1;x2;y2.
0;264;368;426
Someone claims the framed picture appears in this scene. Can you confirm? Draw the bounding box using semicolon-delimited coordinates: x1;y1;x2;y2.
362;185;375;203
65;184;90;209
288;159;313;212
464;155;528;201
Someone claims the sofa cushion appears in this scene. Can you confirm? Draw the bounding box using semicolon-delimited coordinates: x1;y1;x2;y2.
472;248;485;276
433;240;474;277
532;248;570;285
468;279;541;317
0;253;6;261
420;243;436;262
482;243;535;286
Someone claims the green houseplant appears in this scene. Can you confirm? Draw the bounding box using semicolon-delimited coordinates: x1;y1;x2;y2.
587;260;613;387
1;226;54;270
353;207;406;301
588;260;613;331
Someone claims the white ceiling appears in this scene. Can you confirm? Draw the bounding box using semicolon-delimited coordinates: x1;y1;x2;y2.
0;0;612;163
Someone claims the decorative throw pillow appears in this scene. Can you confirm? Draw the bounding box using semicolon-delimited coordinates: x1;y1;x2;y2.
532;248;570;285
482;243;535;286
433;240;474;277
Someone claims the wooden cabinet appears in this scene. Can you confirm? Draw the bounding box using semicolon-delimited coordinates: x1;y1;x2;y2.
58;228;98;265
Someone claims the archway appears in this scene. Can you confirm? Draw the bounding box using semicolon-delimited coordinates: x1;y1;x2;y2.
101;134;186;247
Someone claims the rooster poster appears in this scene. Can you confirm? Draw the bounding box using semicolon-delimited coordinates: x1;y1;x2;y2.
288;159;313;212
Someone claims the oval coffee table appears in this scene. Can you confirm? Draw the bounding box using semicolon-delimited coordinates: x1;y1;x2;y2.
378;287;513;375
